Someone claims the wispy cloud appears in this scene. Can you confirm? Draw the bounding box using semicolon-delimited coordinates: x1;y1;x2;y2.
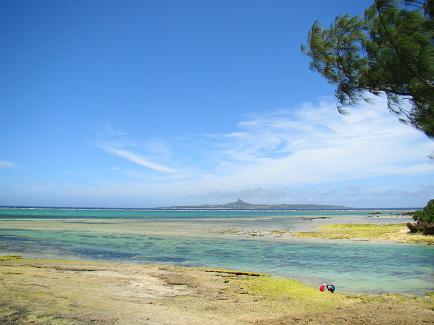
68;97;433;207
0;160;14;169
101;146;178;174
97;123;128;138
202;97;433;188
97;96;433;190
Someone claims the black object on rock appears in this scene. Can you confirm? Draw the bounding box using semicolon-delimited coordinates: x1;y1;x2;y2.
326;284;335;293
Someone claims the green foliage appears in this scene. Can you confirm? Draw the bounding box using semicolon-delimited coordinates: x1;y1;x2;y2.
302;0;434;138
412;210;425;221
413;199;434;223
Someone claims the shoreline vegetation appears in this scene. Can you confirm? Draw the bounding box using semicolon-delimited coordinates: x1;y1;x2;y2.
1;256;433;324
292;223;434;245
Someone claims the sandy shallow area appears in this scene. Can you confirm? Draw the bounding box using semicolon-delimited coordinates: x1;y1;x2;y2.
1;256;433;324
0;212;415;243
292;223;434;245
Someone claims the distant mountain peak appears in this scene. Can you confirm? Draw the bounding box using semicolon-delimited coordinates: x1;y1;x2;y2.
222;199;253;208
158;200;350;210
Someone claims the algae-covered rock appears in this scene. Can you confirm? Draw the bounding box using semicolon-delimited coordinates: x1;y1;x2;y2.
0;255;22;261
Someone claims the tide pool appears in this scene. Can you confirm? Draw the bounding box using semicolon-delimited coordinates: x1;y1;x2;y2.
0;208;432;295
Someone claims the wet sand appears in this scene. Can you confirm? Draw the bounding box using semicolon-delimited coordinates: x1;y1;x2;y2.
1;256;433;324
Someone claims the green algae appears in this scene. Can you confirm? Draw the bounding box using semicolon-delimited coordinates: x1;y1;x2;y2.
236;275;350;311
0;255;23;261
293;223;434;245
236;274;434;315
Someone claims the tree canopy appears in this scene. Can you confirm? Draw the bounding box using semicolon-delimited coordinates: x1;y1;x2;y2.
413;199;434;223
302;0;434;138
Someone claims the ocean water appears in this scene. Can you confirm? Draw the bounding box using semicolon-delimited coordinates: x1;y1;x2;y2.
0;208;433;294
0;207;400;219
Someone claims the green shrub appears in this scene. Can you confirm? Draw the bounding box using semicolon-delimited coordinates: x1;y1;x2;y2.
423;200;434;223
413;199;434;223
413;210;425;222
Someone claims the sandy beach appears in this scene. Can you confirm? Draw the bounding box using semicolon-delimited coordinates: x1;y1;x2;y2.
1;256;433;324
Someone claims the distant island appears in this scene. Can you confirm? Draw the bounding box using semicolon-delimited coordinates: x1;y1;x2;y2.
158;199;350;210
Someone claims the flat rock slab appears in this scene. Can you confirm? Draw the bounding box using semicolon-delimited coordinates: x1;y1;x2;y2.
1;257;433;324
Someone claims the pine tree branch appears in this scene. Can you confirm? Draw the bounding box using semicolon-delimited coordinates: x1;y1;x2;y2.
375;0;434;89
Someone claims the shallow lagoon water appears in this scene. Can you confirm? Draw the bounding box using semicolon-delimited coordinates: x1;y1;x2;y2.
0;208;432;294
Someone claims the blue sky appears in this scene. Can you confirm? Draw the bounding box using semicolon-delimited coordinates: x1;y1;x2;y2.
0;0;433;208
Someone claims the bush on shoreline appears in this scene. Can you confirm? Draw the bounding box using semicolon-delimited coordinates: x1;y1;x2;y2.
407;199;434;235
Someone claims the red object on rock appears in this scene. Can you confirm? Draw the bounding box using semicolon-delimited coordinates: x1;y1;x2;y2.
319;284;326;292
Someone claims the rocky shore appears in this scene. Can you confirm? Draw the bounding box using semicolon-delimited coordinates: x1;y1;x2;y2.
1;256;433;324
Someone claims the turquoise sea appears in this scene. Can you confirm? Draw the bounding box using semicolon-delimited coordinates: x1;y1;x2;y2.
0;208;433;295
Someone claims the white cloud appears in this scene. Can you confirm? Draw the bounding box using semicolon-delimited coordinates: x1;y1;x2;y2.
198;97;433;189
101;146;178;174
63;97;432;207
0;160;14;169
98;97;432;193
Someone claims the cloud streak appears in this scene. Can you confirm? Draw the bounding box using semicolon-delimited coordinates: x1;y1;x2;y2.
0;160;14;169
101;146;178;174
